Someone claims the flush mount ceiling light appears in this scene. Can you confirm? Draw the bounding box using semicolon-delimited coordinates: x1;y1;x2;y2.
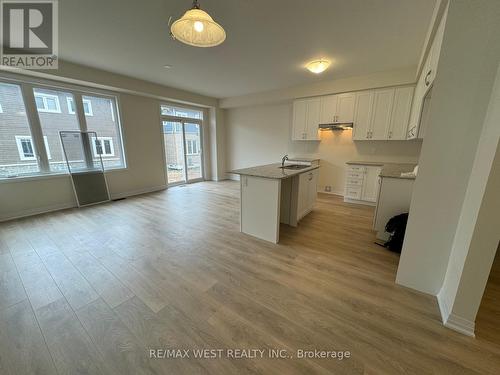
306;59;331;74
170;0;226;47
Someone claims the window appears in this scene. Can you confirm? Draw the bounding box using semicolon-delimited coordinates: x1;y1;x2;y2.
0;82;40;177
15;136;51;160
66;97;93;116
35;93;61;113
91;137;114;157
186;139;198;155
84;95;124;168
160;104;203;120
0;80;126;179
35;88;80;173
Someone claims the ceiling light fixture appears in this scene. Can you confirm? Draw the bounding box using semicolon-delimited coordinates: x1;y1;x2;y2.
306;59;331;74
170;0;226;48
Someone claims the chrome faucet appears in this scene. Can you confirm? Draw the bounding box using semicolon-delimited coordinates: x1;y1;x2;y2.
281;154;289;167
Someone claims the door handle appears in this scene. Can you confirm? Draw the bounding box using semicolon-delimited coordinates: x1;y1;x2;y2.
425;69;432;86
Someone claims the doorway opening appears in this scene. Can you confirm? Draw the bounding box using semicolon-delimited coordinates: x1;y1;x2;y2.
160;105;204;186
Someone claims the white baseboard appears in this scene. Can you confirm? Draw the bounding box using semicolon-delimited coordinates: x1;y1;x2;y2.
445;313;476;337
0;202;76;222
437;290;475;337
110;184;167;200
226;173;240;181
437;290;452;324
0;184;168;222
343;197;377;206
318;189;344;196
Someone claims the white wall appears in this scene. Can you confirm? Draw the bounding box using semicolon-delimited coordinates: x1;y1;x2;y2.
437;62;500;335
0;63;219;221
225;101;422;195
396;0;500;295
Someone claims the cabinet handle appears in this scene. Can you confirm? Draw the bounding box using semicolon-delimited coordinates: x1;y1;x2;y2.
388;131;392;139
425;69;432;86
366;131;370;139
309;173;313;181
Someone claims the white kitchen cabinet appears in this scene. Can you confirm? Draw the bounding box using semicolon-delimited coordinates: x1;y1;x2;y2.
292;98;320;141
388;86;414;140
305;99;320;140
352;91;374;140
319;93;355;124
336;93;356;123
353;86;413;141
370;88;395;140
407;5;448;140
319;94;338;124
344;164;382;205
297;168;319;220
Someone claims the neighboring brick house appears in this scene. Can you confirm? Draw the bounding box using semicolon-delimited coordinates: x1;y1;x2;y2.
0;83;124;177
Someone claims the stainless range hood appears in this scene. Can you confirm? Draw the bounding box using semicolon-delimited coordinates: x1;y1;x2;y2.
318;122;354;131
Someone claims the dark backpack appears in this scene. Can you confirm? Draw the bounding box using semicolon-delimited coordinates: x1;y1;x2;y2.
384;213;409;253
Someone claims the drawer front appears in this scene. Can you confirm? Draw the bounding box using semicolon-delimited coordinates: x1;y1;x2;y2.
347;171;364;179
346;178;363;186
347;165;366;173
345;187;362;200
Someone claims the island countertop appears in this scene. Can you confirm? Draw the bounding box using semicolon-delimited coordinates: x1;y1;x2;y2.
231;163;319;179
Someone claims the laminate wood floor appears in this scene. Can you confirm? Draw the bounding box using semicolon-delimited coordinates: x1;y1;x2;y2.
475;245;500;346
0;181;499;374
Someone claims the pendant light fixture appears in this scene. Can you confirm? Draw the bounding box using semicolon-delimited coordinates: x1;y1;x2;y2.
170;0;226;47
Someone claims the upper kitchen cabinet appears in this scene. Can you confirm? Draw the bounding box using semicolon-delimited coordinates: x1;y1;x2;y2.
370;88;395;140
319;93;355;124
389;86;414;140
353;86;414;141
292;98;320;141
352;91;374;140
407;4;448;139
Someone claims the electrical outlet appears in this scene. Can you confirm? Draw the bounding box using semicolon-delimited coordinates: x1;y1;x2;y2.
324;185;332;192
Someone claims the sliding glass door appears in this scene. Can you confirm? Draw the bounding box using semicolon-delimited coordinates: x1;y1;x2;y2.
162;120;203;185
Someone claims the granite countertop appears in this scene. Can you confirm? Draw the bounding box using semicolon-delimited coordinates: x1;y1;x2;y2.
347;161;417;180
346;160;385;166
288;157;320;163
231;163;319;179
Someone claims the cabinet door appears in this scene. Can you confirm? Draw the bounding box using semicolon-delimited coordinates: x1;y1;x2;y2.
361;166;382;202
352;91;373;140
305;98;321;140
297;172;310;220
292;100;307;140
389;86;414;140
307;169;319;210
319;95;338;124
336;93;356;123
407;73;427;139
371;88;395;140
428;6;448;85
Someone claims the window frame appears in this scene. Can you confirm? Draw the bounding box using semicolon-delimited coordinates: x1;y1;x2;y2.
0;75;128;180
15;135;51;161
91;136;115;157
34;92;61;113
66;97;93;116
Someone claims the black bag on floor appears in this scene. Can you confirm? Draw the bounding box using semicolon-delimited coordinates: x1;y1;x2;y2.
384;213;409;253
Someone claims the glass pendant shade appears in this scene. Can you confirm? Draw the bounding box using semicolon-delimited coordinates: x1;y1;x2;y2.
171;8;226;47
306;60;331;74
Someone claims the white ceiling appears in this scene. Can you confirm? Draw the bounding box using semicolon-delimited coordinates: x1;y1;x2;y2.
60;0;436;99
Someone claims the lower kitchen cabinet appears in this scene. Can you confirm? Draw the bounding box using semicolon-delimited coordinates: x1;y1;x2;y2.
297;168;319;220
344;164;382;205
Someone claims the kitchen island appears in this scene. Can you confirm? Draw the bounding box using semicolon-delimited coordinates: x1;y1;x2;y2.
232;160;319;243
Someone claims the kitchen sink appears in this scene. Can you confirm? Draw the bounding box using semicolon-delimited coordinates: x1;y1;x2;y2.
279;164;310;170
